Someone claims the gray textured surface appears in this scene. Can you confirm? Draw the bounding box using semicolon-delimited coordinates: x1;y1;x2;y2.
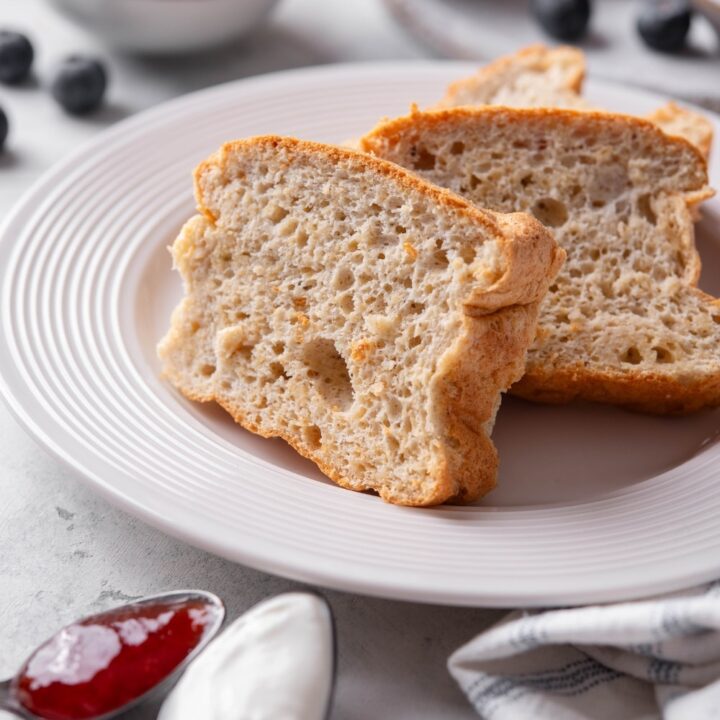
0;1;501;718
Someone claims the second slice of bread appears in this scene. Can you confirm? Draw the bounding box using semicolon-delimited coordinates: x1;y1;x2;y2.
360;107;718;414
158;136;562;505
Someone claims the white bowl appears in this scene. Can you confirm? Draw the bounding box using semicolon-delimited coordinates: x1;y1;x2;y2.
47;0;280;54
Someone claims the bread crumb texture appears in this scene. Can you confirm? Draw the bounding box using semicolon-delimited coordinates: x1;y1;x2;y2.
360;107;719;414
158;136;561;505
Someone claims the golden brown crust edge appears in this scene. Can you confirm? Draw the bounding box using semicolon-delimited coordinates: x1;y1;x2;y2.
194;135;507;240
358;105;711;193
647;101;714;161
433;302;545;503
512;365;720;416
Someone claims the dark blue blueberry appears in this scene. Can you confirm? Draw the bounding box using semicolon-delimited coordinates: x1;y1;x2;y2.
0;30;34;84
51;56;107;115
637;1;692;53
531;0;592;40
0;106;8;151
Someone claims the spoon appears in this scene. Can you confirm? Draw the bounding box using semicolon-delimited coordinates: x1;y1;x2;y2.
0;590;224;720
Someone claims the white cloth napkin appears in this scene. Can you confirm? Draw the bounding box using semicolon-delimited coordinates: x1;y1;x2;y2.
449;581;720;720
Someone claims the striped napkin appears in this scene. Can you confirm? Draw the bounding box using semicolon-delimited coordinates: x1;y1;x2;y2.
449;582;720;720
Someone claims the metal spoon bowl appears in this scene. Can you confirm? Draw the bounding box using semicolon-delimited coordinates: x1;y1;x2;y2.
0;589;225;720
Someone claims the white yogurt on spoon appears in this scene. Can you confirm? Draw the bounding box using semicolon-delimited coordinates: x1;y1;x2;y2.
158;592;335;720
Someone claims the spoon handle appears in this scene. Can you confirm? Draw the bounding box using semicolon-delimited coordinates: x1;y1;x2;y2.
0;678;31;719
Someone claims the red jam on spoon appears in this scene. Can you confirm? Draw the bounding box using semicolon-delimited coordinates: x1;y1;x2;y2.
13;597;221;720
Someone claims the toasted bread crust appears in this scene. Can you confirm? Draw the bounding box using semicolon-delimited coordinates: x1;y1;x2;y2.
360;105;711;181
513;363;720;415
647;101;714;161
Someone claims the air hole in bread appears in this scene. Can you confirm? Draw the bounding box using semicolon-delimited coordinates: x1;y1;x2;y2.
333;267;354;291
189;320;201;334
600;281;614;299
395;224;407;234
295;230;309;248
301;338;354;410
264;203;288;224
409;335;421;348
614;199;630;220
268;362;288;381
272;341;285;355
637;194;657;225
469;174;481;190
279;218;298;236
520;174;533;187
621;346;642;365
450;141;465;155
532;198;569;228
412;146;436;170
199;363;216;376
459;245;476;264
303;424;322;448
339;293;354;314
653;346;675;364
434;248;449;267
713;315;720;325
408;302;425;315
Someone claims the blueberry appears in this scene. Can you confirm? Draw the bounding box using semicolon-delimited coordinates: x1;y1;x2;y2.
50;56;107;115
0;106;8;151
531;0;592;40
0;30;34;84
637;1;692;53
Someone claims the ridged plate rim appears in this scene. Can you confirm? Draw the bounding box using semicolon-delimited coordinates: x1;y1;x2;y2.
1;61;719;607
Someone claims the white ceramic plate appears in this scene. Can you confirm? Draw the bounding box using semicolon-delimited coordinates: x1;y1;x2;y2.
1;62;719;607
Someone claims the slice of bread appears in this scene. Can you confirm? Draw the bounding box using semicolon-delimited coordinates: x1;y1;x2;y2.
439;44;587;110
359;107;719;414
438;44;713;160
158;136;562;505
